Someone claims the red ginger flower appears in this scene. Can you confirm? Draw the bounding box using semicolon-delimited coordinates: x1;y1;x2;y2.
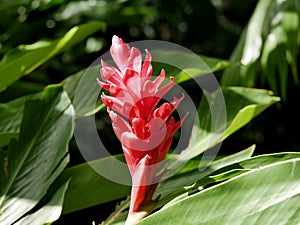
98;35;185;224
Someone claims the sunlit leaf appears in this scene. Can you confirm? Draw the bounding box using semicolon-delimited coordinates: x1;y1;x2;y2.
176;87;280;160
138;158;300;225
221;0;300;101
0;21;106;92
63;65;105;118
14;181;69;225
0;85;74;224
156;145;256;205
59;146;254;215
160;152;300;209
173;55;230;83
105;152;300;225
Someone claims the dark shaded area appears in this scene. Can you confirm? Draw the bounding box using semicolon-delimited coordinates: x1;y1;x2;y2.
54;200;119;225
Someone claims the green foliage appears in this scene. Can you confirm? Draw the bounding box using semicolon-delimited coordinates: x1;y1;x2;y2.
14;181;69;225
0;85;74;224
178;87;279;160
221;0;300;101
58;155;131;214
138;155;300;225
0;21;105;92
0;93;40;147
58;86;278;217
0;0;299;224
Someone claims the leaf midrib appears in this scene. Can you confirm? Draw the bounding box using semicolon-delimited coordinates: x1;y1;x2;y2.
0;96;63;213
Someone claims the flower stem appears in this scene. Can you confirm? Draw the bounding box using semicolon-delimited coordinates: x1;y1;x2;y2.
125;210;149;225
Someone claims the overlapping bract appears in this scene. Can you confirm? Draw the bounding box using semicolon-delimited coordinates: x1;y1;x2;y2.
98;35;185;216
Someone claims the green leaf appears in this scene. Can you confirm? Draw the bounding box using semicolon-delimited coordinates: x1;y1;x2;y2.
149;50;230;83
221;0;300;101
208;168;250;182
260;0;300;101
239;0;273;84
61;146;254;215
281;2;300;86
157;145;255;199
0;65;102;149
153;146;255;211
14;181;69;225
173;55;230;84
63;65;105;118
222;88;279;139
239;152;300;169
0;93;40;147
0;64;103;148
101;151;300;225
0;21;106;92
158;152;300;217
0;85;74;224
138;158;300;225
177;87;280;160
221;0;273;87
59;155;131;214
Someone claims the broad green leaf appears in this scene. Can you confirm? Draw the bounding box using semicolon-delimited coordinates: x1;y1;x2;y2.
149;50;230;84
61;146;254;215
0;64;102;147
0;93;40;147
222;89;279;139
0;85;74;224
105;152;300;225
157;152;300;215
104;146;255;224
239;152;300;169
157;145;256;200
0;64;103;148
173;55;230;83
0;21;106;92
63;65;105;118
220;31;246;86
14;181;69;225
221;0;300;101
281;1;300;86
239;0;273;85
138;158;300;225
176;87;280;160
59;155;131;214
221;0;273;87
0;67;101;147
260;1;300;101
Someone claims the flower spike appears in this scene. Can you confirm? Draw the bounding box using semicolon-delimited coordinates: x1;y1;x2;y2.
98;35;186;225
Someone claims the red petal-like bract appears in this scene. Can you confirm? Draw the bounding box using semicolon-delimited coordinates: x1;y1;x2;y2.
98;35;185;224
